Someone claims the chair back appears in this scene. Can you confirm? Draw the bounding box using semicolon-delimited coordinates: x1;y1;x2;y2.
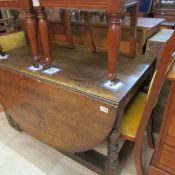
134;30;175;175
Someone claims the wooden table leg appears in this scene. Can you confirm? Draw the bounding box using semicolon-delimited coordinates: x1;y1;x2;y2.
105;127;120;175
24;9;40;67
83;12;96;53
61;9;74;49
107;13;122;81
129;4;138;58
37;7;52;69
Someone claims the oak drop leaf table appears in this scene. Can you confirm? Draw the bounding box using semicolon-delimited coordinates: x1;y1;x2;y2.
0;45;155;175
35;0;139;80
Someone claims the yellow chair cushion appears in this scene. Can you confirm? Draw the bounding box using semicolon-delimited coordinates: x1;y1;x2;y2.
119;92;147;138
0;31;27;52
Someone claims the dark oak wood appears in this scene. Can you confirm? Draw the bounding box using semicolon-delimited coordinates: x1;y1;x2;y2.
35;0;139;80
0;45;155;174
0;0;40;67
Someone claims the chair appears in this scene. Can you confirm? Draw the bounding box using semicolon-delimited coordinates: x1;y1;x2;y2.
134;30;175;175
0;31;27;52
118;30;175;175
0;16;25;57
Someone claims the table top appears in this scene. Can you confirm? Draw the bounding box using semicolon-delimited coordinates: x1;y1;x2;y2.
0;44;155;106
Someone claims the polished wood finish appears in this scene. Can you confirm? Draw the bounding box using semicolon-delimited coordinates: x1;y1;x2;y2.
0;45;155;174
134;31;175;175
36;0;138;80
0;0;40;66
25;8;40;67
37;7;51;68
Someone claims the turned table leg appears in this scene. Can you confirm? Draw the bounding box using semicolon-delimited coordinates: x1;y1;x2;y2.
129;4;138;58
107;13;122;81
24;9;40;67
83;12;96;53
105;128;120;175
37;7;52;69
61;9;74;49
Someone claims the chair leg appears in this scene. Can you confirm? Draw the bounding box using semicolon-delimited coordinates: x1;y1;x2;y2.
83;12;96;53
37;7;52;69
107;13;122;80
147;115;155;149
129;3;138;58
61;9;74;49
24;8;40;67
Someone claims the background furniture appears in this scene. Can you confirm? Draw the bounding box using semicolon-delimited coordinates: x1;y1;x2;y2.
35;0;139;80
154;0;175;24
0;0;39;66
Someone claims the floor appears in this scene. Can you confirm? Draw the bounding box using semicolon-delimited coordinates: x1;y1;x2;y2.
0;111;153;175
